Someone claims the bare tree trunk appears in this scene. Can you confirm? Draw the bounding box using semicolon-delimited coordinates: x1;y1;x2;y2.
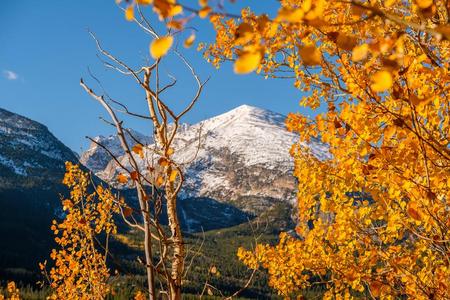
82;25;207;298
142;200;156;300
166;186;184;300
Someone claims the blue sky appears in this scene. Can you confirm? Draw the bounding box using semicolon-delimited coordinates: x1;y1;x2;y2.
0;1;313;152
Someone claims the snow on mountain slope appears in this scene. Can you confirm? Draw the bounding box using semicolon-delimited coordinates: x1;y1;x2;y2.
0;107;78;187
80;129;152;173
80;105;329;214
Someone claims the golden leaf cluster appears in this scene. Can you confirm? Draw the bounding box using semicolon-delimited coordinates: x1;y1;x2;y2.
0;282;20;300
42;162;120;299
108;0;449;297
211;0;450;298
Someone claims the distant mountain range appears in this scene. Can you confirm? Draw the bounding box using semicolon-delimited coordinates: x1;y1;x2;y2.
80;105;328;215
0;105;327;282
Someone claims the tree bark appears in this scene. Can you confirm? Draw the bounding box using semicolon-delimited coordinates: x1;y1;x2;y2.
143;207;156;300
165;175;184;300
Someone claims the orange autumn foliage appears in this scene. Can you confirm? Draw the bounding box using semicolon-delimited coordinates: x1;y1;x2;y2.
111;0;450;298
0;282;20;300
199;0;450;298
42;162;120;299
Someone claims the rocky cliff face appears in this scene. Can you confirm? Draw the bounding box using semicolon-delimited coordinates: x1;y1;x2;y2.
80;129;152;173
0;108;78;188
80;105;328;215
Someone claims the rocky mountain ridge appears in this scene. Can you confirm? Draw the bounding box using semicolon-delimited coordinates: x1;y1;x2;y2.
0;107;78;188
80;105;328;214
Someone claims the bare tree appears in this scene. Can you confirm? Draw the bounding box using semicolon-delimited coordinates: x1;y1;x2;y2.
80;12;207;299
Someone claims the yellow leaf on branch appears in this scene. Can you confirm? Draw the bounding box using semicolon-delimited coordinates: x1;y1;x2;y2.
136;0;153;4
152;0;182;19
156;175;164;187
336;33;357;51
198;6;212;19
407;201;421;220
352;44;369;61
167;20;183;30
415;0;433;9
169;169;178;182
299;45;322;66
183;34;196;48
150;36;173;59
158;157;169;167
234;51;262;74
277;7;304;22
132;144;144;158
235;23;254;44
125;5;134;21
117;173;128;184
371;70;393;92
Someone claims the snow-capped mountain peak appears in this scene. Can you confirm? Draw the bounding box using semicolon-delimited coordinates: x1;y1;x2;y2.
80;105;328;214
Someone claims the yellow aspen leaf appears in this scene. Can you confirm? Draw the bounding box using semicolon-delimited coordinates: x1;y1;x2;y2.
410;95;432;107
299;45;322;66
199;0;208;7
152;0;183;19
137;0;153;4
436;25;450;40
169;169;178;182
117;173;128;184
62;200;73;211
150;36;173;59
370;281;383;297
352;44;369;61
132;144;144;158
134;291;146;300
416;0;433;9
167;148;175;156
256;14;270;32
336;33;358;51
234;51;262;74
210;265;217;274
384;0;396;7
350;4;366;16
183;33;196;48
277;7;304;22
168;4;183;17
370;71;393;92
235;23;254;44
158;157;169;167
407;201;421;220
304;0;325;20
167;20;183;30
125;5;134;21
384;126;396;140
316;118;326;131
156;175;164;187
266;22;279;37
198;6;212;18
